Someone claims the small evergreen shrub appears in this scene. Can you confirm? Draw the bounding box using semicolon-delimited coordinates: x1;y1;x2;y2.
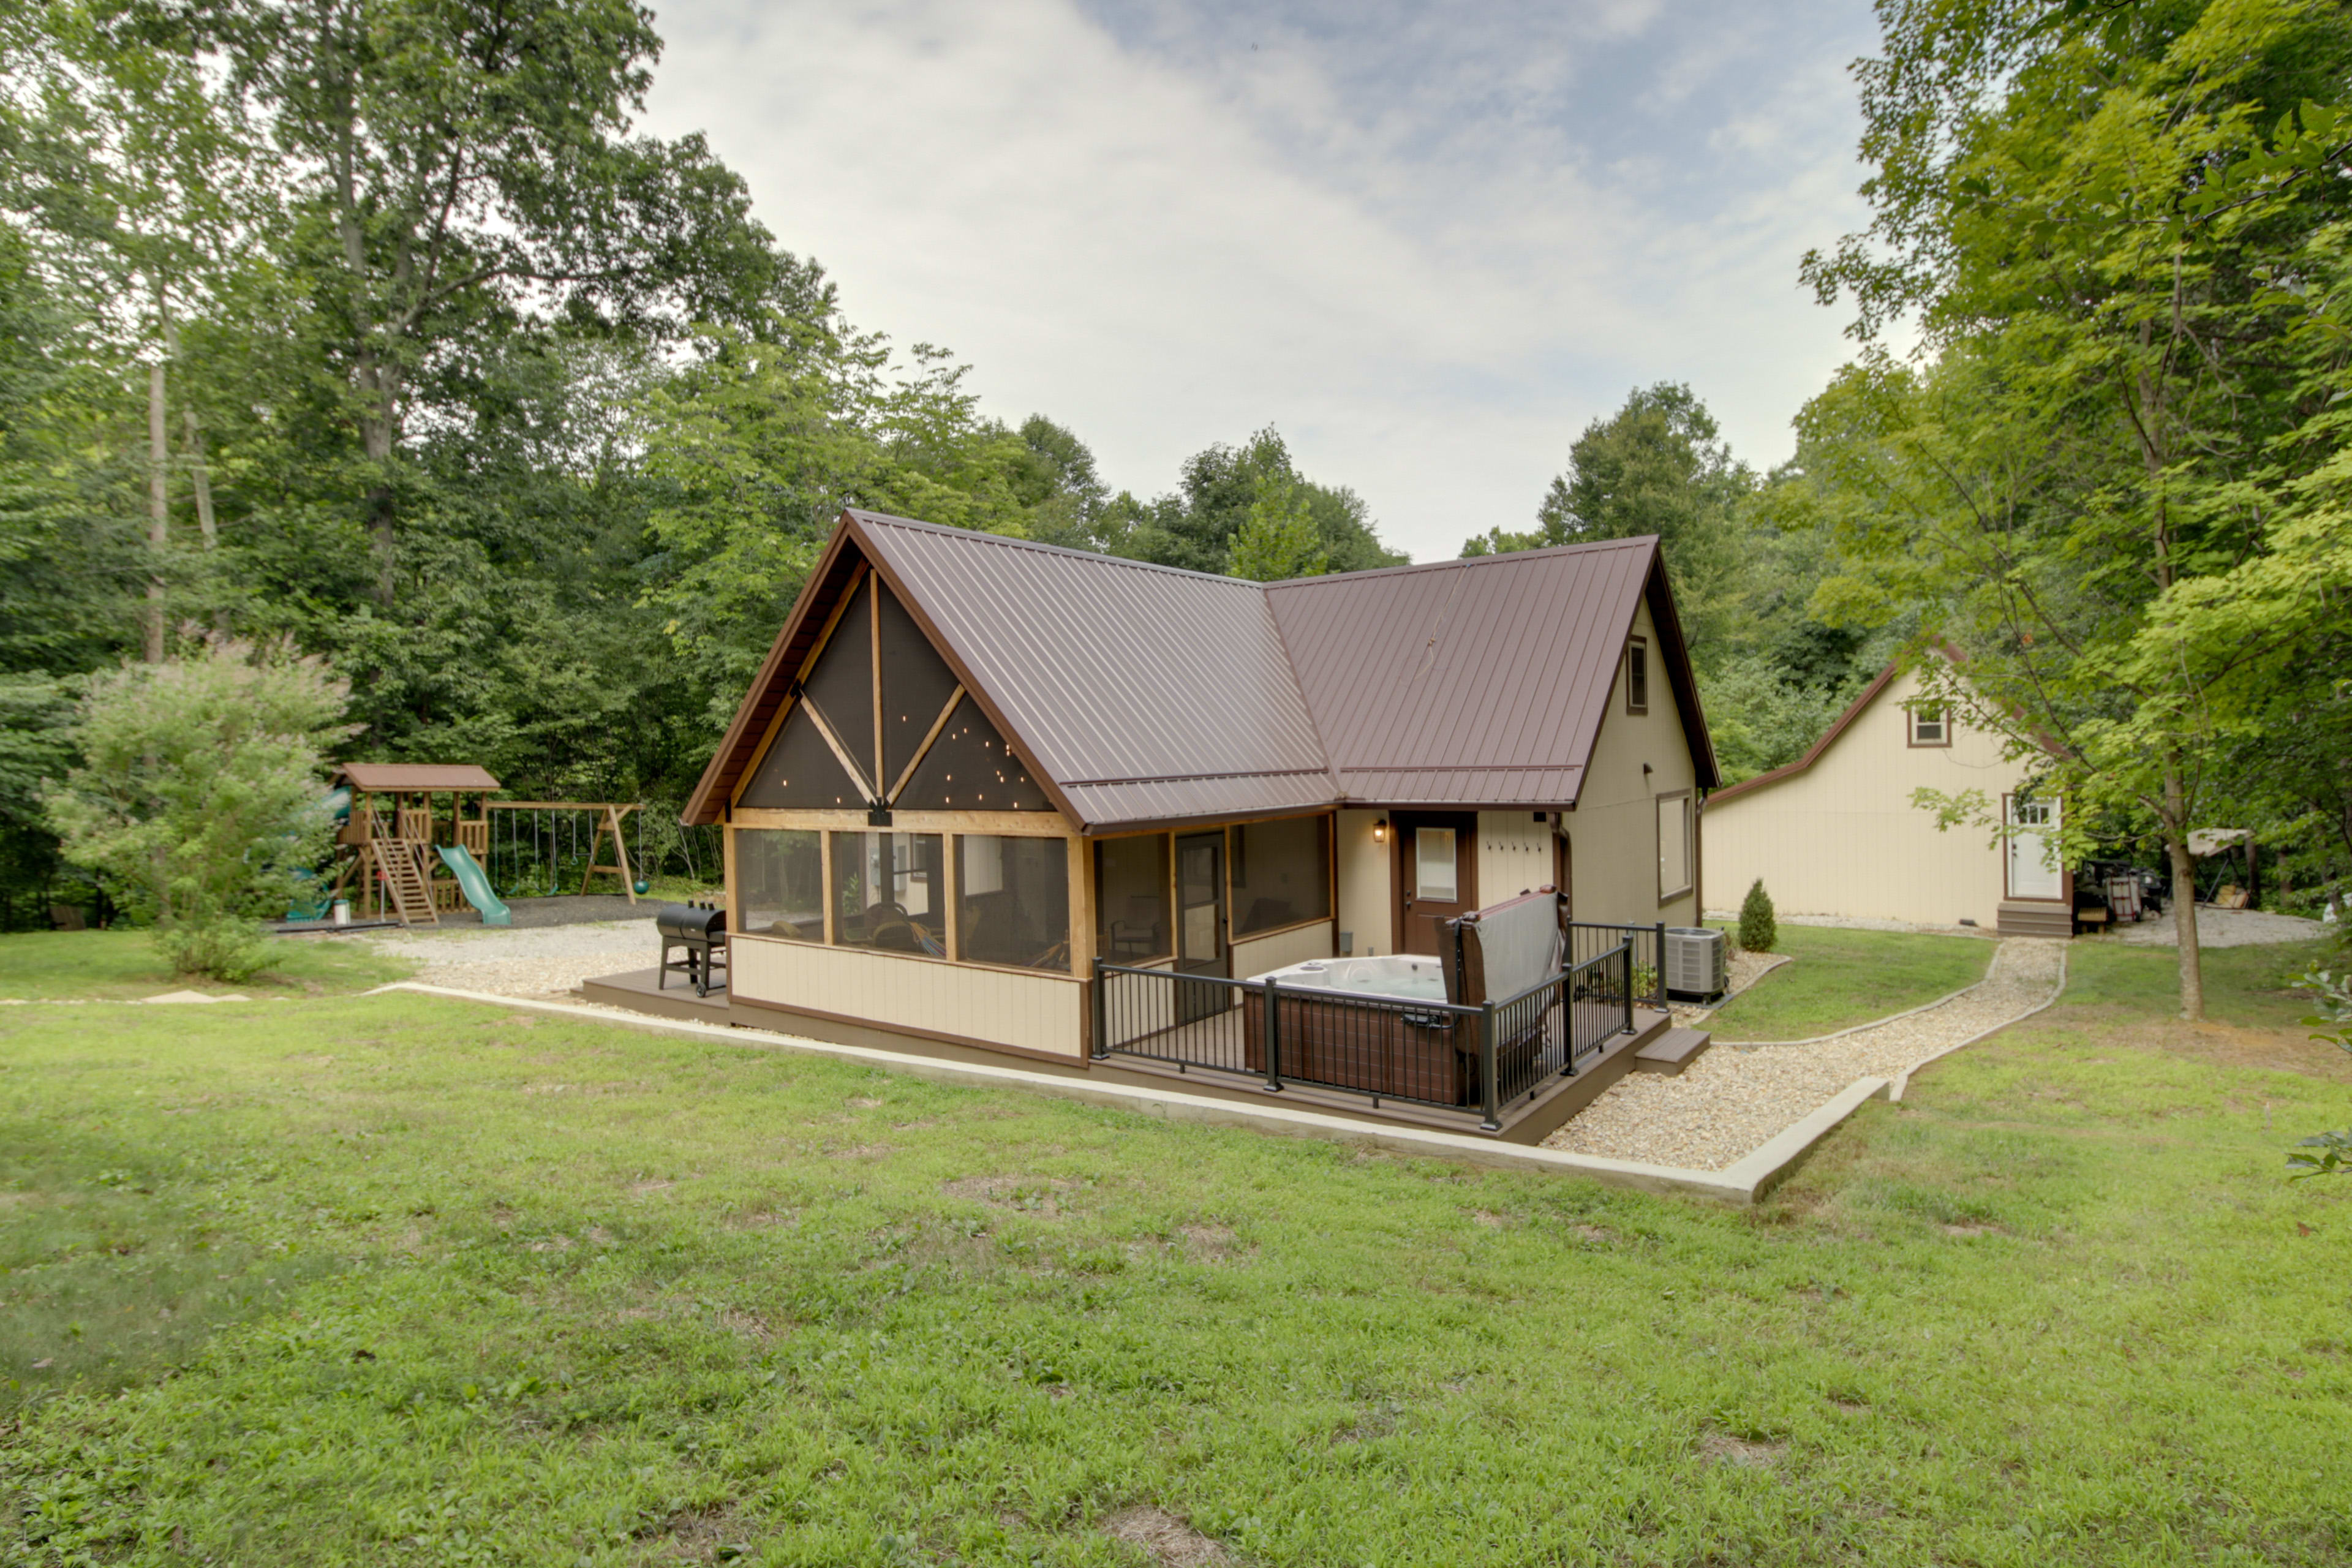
1737;878;1777;953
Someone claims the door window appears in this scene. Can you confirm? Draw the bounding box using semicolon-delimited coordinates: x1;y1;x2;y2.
1178;837;1222;965
1415;828;1457;902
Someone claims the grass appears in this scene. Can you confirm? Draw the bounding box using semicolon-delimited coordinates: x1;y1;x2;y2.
2;948;2349;1564
0;928;413;1001
1703;924;1994;1041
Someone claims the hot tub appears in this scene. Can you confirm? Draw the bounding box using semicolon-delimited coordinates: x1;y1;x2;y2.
1245;954;1450;1003
1238;954;1471;1104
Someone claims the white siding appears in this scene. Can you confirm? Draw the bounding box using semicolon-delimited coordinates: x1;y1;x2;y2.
1231;919;1337;979
732;935;1085;1057
1702;668;2028;929
1335;809;1391;956
1477;811;1554;907
1569;598;1701;929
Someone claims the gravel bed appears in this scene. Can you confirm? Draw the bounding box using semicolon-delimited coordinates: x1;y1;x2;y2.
2104;907;2325;948
363;920;660;998
1544;938;2067;1171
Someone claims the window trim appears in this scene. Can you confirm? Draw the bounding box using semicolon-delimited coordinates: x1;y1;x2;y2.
1655;788;1694;905
1907;707;1951;748
1624;636;1649;716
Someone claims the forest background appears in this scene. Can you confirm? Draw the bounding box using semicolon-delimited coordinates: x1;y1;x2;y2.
0;0;2345;963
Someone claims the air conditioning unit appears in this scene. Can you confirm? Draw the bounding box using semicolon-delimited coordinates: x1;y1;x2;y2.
1664;926;1726;1001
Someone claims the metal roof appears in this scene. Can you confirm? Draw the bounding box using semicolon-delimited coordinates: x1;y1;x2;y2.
1267;538;1714;804
334;763;502;792
683;511;1717;831
850;512;1335;831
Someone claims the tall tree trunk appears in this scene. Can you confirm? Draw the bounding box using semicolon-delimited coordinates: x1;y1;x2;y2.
360;360;398;606
145;360;168;663
2163;756;2204;1021
183;408;217;549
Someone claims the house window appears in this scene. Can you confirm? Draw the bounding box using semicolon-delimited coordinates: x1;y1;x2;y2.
1229;815;1332;936
829;832;945;956
736;829;823;941
956;835;1071;971
1414;827;1458;902
1909;707;1949;747
1096;834;1172;961
1626;638;1649;715
1656;791;1692;903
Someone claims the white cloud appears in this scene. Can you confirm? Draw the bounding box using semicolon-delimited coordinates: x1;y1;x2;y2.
641;0;1879;560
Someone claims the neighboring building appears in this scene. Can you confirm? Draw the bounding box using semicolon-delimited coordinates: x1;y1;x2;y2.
1700;660;2068;937
657;509;1719;1134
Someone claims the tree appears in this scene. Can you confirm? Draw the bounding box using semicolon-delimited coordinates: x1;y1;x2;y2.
46;638;353;979
1226;467;1327;582
1463;383;1747;652
1120;426;1403;576
1798;0;2352;1019
203;0;795;603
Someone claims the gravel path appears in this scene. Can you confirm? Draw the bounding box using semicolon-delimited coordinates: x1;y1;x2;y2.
1544;938;2067;1171
363;920;658;1000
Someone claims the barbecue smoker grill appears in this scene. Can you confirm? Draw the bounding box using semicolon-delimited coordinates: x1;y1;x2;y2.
656;903;728;997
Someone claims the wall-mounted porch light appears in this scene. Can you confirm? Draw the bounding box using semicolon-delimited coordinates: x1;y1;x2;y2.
1372;818;1388;844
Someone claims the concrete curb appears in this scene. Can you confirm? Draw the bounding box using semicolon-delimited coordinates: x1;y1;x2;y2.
374;982;1892;1206
1887;943;2070;1102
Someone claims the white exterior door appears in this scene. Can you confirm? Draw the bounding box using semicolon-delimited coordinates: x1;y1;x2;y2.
2005;795;2064;901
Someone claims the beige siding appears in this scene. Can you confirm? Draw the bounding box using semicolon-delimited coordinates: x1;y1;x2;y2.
1335;809;1391;956
1231;919;1336;979
732;934;1085;1057
1477;811;1553;907
1569;598;1700;929
1703;668;2026;929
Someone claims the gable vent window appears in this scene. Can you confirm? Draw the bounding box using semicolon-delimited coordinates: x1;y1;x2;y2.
1625;638;1649;715
1910;708;1950;747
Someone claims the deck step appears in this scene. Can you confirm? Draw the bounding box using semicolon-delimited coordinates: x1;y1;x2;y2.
1633;1027;1713;1076
1996;902;2072;938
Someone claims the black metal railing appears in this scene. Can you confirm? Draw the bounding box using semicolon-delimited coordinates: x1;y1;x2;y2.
1568;921;1668;1012
1091;943;1640;1131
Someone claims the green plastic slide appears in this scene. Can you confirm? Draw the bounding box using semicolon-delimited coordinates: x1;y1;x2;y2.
437;843;511;927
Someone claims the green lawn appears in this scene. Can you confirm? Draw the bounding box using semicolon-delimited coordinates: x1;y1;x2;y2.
0;928;413;1001
1703;924;1994;1041
3;951;2349;1564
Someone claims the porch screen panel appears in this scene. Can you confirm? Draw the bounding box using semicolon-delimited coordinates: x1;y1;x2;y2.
736;829;823;940
1096;834;1172;962
877;585;963;787
1229;815;1332;936
802;578;876;792
737;704;864;810
829;832;946;956
893;699;1052;812
957;835;1071;971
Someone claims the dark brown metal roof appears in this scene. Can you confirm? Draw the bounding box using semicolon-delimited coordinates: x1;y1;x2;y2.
852;511;1334;831
334;763;502;791
1267;536;1717;803
683;511;1716;830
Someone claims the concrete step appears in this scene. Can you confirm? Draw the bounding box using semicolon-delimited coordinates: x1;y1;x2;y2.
1633;1026;1713;1076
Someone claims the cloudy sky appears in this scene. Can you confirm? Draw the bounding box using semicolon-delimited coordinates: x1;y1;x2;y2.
641;0;1883;562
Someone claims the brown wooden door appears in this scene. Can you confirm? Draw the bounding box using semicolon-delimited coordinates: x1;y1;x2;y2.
1393;811;1478;956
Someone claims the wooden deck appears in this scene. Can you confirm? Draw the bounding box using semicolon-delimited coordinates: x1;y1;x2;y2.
576;963;1676;1145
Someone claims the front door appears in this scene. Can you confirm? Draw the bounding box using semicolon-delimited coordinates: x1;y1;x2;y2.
1175;831;1227;978
1393;811;1478;955
2005;794;2064;900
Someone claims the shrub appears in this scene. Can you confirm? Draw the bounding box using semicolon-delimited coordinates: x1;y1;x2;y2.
2288;967;2352;1179
1737;878;1778;953
45;639;353;981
